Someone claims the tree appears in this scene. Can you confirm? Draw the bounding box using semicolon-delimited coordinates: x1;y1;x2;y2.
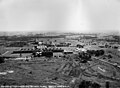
0;58;4;64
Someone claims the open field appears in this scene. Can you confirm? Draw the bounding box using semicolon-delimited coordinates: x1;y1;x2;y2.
0;58;61;85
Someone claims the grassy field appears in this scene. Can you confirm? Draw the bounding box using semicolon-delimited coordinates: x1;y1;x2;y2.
0;58;62;85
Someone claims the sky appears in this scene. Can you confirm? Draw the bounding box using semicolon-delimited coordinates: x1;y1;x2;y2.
0;0;120;34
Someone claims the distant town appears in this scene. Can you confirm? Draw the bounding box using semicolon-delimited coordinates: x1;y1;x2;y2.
0;32;120;88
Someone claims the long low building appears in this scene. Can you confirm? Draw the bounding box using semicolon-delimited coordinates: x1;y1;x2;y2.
12;48;64;54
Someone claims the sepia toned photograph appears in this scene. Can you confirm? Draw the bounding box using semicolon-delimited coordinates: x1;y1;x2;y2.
0;0;120;88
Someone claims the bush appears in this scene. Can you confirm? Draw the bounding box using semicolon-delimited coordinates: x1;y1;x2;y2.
0;58;4;63
78;80;101;88
79;52;92;63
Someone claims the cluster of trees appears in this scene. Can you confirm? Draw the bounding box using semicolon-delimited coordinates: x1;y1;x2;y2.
70;80;101;88
87;50;105;57
0;58;4;64
79;52;92;63
79;49;105;63
78;80;101;88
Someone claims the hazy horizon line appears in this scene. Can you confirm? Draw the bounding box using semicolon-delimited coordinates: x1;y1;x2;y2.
0;31;119;35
